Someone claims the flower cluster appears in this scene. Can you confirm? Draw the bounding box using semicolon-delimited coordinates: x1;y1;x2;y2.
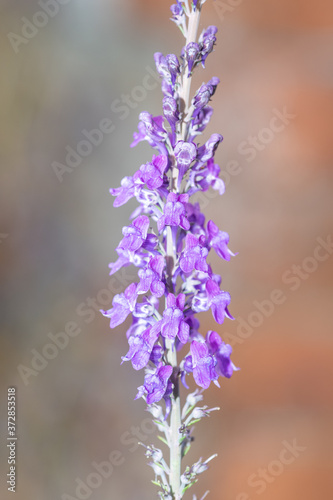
102;1;238;498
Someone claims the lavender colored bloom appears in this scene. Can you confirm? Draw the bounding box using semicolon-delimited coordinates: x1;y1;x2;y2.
192;84;213;115
190;106;214;137
154;52;171;82
170;2;183;16
207;220;235;261
184;42;200;76
206;279;233;324
200;25;218;38
199;26;217;67
141;233;159;252
174;141;197;171
122;327;159;370
166;54;180;86
190;340;218;389
170;3;184;28
139;112;167;143
185;202;205;234
190;158;225;196
163;96;179;131
206;331;239;378
118;215;150;252
157;193;190;232
181;354;193;388
136;364;173;404
183;354;193;373
110;176;136;207
136;154;168;190
200;35;216;67
109;247;134;275
192;279;233;325
101;283;137;328
131;113;168;156
197;133;223;162
126;316;152;340
103;4;239;496
133;296;158;320
150;345;163;365
179;233;209;274
152;293;189;344
207;76;220;96
204;158;225;195
137;254;165;298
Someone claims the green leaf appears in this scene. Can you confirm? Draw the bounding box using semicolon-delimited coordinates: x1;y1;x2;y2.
157;435;169;446
187;418;201;426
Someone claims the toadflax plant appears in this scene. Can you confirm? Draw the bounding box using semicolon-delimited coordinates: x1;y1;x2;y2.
101;1;239;498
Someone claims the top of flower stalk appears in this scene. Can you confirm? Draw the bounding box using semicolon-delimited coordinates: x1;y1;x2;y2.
103;1;239;497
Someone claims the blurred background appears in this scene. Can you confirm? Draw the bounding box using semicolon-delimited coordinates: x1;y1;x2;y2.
1;0;333;499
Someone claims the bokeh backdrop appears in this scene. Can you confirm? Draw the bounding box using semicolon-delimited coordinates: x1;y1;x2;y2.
1;0;333;499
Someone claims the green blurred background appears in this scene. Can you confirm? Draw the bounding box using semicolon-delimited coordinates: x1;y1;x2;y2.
1;0;333;499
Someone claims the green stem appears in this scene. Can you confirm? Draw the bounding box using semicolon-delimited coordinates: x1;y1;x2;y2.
166;336;182;499
166;4;203;498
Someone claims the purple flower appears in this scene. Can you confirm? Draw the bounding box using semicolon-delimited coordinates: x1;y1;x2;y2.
163;96;179;131
197;133;223;162
170;2;183;19
154;52;171;82
200;25;218;38
126;317;152;340
152;293;190;344
131;113;168;156
192;279;233;325
150;345;163;365
118;215;150;252
137;254;165;298
157;193;190;232
205;159;225;195
141;233;159;252
174;141;197;171
190;106;213;138
207;76;219;96
135;154;168;190
180;233;209;274
101;283;137;328
136;364;173;404
103;0;239;444
166;54;180;86
199;26;218;67
200;35;216;67
192;83;213;115
190;158;225;196
133;296;158;320
110;176;137;207
139;112;167;143
122;327;159;371
206;279;232;324
184;42;200;76
190;340;218;389
109;247;134;275
206;331;239;378
181;354;193;388
207;220;235;261
185;202;205;234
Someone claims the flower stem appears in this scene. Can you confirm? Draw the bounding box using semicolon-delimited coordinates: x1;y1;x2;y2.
173;3;202;191
179;3;202;142
165;337;181;499
166;4;203;498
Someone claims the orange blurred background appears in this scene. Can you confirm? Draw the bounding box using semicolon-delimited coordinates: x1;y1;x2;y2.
1;1;333;499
